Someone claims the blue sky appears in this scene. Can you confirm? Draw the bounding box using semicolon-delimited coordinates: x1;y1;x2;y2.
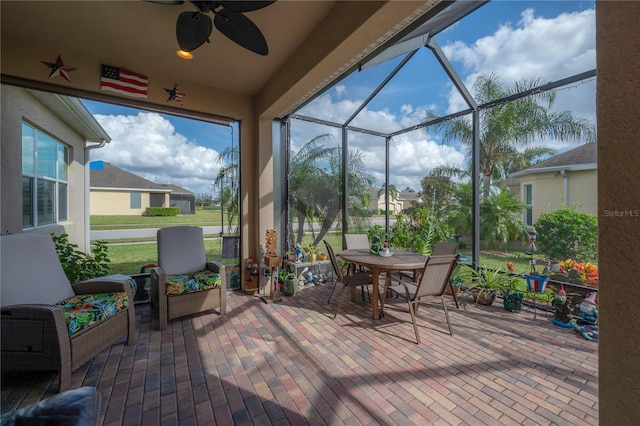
85;1;596;195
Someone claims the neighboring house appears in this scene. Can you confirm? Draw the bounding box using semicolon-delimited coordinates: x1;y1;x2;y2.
90;161;171;215
398;187;420;212
365;186;420;214
0;85;110;252
506;142;597;226
160;184;195;215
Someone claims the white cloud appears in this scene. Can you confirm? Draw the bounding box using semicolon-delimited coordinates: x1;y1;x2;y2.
91;112;221;195
293;93;465;191
443;7;596;122
289;6;595;192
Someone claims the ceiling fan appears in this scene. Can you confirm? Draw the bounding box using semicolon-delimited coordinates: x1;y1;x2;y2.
149;1;276;56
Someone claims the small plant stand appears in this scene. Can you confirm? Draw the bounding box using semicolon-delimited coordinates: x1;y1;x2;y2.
524;274;550;319
261;255;283;304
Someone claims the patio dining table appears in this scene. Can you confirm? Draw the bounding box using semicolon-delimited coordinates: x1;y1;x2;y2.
340;249;427;319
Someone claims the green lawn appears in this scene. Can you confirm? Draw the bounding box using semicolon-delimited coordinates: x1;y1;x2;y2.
104;232;537;278
106;240;229;275
90;207;228;230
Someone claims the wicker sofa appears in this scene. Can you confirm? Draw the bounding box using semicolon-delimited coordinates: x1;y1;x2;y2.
150;226;226;330
0;233;135;392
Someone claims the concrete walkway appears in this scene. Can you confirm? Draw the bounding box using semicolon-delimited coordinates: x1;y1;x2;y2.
91;226;222;241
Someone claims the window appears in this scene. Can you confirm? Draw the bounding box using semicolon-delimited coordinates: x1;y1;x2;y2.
22;122;69;228
130;192;141;209
524;184;533;226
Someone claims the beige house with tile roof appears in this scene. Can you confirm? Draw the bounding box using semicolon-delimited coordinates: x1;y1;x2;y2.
506;142;597;225
90;161;171;216
365;186;420;214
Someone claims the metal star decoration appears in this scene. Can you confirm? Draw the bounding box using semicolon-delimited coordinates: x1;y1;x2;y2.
41;55;76;82
164;83;186;105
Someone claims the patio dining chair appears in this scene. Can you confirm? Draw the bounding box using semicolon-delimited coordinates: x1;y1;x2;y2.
395;241;461;307
432;241;460;308
381;254;459;344
324;240;374;319
344;233;371;301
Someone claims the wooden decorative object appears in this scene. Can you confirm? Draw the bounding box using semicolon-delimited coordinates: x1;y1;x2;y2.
261;229;282;303
265;229;277;256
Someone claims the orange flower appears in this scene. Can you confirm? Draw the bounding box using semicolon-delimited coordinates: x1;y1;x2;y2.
506;262;514;272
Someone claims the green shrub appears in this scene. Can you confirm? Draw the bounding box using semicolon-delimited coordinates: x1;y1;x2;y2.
145;207;179;216
534;206;597;263
52;234;111;282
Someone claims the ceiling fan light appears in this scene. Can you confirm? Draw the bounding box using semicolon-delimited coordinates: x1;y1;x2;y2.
177;49;193;59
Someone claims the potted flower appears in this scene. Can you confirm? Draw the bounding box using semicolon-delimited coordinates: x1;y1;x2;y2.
469;268;512;306
367;224;387;254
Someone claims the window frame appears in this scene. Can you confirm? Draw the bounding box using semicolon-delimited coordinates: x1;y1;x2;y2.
523;183;533;226
22;122;70;229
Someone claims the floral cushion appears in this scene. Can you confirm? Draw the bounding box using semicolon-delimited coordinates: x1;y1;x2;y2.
165;270;221;295
57;292;129;336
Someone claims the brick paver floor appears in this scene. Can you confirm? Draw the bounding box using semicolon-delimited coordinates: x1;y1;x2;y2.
1;283;598;425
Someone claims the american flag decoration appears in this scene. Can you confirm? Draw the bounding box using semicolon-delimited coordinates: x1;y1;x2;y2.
100;65;148;98
164;83;186;105
41;55;76;82
525;274;550;293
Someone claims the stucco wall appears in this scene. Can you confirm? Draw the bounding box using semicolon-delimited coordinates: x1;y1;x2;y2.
90;190;164;216
597;1;640;423
567;169;597;216
513;169;597;224
1;85;88;250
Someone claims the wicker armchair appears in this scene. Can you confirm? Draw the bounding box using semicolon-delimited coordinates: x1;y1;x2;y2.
150;226;227;330
0;233;135;392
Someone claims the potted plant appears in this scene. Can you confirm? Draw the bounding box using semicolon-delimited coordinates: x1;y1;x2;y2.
501;275;527;312
367;225;387;254
305;244;318;262
447;263;473;296
317;249;328;261
469;268;512;306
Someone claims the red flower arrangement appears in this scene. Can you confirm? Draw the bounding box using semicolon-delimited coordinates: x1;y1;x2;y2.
558;259;598;285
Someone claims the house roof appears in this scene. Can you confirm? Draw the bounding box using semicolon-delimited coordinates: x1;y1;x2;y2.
159;184;194;196
365;186;420;202
28;90;110;143
399;187;420;202
90;161;170;192
509;142;597;179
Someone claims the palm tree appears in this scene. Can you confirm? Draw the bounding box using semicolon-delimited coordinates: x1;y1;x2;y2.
444;182;473;236
432;73;595;197
288;135;374;247
288;135;335;247
480;186;529;248
443;182;528;248
308;146;373;245
213;145;239;233
496;146;557;181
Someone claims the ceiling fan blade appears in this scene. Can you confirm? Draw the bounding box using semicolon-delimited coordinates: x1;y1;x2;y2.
217;1;275;13
176;11;213;52
214;10;268;55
